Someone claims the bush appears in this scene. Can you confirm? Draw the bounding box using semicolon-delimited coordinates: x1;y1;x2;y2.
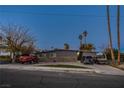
38;57;49;62
0;56;11;62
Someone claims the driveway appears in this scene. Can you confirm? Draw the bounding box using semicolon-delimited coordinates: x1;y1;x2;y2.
83;64;124;76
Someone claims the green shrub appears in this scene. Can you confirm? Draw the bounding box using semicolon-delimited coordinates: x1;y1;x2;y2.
38;57;49;62
0;56;11;62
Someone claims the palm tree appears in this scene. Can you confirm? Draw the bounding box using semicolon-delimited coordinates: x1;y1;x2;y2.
86;43;95;51
117;5;121;65
83;31;88;45
106;5;115;65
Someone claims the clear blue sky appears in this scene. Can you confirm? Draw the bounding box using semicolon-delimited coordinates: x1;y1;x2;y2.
0;5;124;51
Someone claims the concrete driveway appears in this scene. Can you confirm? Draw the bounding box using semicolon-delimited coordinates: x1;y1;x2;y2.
83;64;124;76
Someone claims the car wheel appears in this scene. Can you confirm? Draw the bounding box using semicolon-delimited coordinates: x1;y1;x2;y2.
35;61;39;64
21;62;24;64
28;61;32;64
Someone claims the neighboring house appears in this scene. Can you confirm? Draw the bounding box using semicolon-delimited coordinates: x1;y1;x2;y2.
0;33;10;56
37;49;78;62
0;45;10;56
36;49;98;62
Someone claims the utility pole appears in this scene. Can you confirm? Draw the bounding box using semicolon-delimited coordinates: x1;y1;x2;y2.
117;5;121;65
106;5;115;65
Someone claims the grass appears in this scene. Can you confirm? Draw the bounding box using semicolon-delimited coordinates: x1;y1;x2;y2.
38;64;89;69
38;57;49;62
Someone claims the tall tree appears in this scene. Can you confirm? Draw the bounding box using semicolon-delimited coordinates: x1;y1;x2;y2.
106;5;115;65
0;24;36;62
86;43;95;51
117;5;121;65
80;43;95;51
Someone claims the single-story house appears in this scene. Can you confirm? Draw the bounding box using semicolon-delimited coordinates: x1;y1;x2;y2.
0;45;10;56
36;49;98;62
0;34;10;56
37;49;78;62
0;34;11;63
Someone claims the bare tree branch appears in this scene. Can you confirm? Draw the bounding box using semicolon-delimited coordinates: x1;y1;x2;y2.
0;24;36;56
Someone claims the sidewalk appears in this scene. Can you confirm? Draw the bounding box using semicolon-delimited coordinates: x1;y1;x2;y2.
0;64;97;74
0;62;124;76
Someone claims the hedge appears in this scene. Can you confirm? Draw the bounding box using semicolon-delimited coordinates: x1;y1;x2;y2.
0;56;11;62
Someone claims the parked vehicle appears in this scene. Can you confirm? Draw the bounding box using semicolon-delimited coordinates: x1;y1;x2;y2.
18;54;39;64
95;52;108;64
81;56;94;64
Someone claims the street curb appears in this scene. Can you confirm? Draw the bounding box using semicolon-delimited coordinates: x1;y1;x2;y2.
0;65;101;74
1;64;124;76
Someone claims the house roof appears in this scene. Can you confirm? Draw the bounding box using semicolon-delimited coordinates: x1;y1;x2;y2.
41;49;78;53
40;49;97;53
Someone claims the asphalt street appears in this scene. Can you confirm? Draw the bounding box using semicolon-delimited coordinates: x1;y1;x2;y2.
1;68;124;88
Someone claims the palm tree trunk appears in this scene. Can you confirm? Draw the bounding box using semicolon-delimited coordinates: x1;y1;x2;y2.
106;5;115;65
117;5;121;65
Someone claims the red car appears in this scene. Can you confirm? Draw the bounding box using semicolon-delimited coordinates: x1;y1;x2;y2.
18;54;39;64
